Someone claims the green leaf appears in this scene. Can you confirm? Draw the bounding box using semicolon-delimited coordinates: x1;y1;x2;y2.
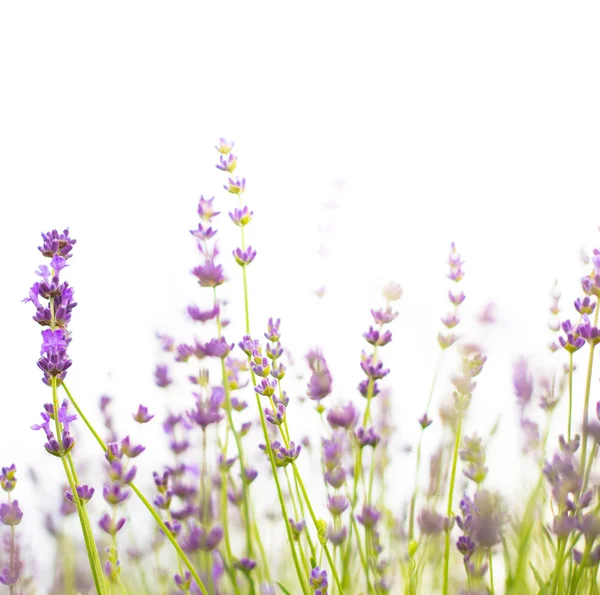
529;562;549;595
310;556;317;569
276;582;293;595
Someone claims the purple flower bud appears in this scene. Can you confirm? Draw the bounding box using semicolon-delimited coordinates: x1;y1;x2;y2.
224;176;246;195
360;353;390;380
264;318;281;342
265;403;286;426
154;364;173;388
229;206;253;227
174;571;192;592
363;326;393;346
575;296;596;315
216;153;237;173
288;518;306;540
234;557;257;573
66;484;95;504
328;525;348;545
449;290;466;306
215;138;234;154
233;246;257;267
456;535;476;556
99;513;126;535
187;303;220;323
324;467;347;489
132;404;154;424
103;483;131;506
309;567;328;592
255;378;277;397
371;307;398;325
357;504;381;529
0;500;23;526
192;260;225;287
356;427;380;448
120;436;145;458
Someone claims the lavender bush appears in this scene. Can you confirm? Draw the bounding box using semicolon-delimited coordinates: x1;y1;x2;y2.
5;139;600;594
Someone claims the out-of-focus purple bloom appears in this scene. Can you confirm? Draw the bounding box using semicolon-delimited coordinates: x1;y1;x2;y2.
238;335;260;356
305;350;333;401
201;337;234;359
234;557;257;573
216;153;237;173
224;176;246;195
0;501;22;526
358;378;380;398
324;467;346;489
449;290;466;306
513;357;533;409
441;313;460;329
328;526;348;545
327;402;359;430
99;513;126;535
357;504;381;529
438;332;457;350
309;567;328;593
187;303;220;323
154;490;173;510
418;413;433;429
0;567;19;587
103;483;130;506
465;559;488;579
418;509;445;535
456;535;476;557
215;138;235;154
183;524;223;552
192;261;225;287
327;495;349;516
197;195;219;221
120;436;145;458
251;355;271;377
288;518;306;540
356;427;380;448
448;242;464;282
132;404;154;424
553;513;577;537
174;571;192;592
371;306;398;325
190;223;217;242
154;364;173;388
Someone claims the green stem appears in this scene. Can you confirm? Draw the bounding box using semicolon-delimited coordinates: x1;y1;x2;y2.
61;383;210;595
580;305;599;475
568;352;574;442
442;413;463;595
489;548;495;595
53;378;106;594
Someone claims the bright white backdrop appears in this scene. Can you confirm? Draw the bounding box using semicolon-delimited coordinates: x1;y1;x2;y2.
1;0;600;586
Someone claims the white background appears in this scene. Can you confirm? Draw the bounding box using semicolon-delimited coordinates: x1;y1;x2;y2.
1;0;600;586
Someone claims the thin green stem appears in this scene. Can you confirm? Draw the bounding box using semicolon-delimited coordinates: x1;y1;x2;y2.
568;352;574;442
442;413;463;595
580;306;599;474
488;549;495;595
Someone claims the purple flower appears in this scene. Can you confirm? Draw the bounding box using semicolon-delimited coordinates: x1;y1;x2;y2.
418;413;433;429
360;353;390;380
38;228;76;259
0;465;17;493
513;357;533;408
456;535;476;557
215;138;235;154
234;557;257;573
449;290;466;306
326;402;358;430
448;242;465;282
255;378;277;397
418;509;445;535
265;317;281;342
328;525;348;545
371;306;398;325
174;571;192;592
229;206;254;227
358;378;380;398
438;332;457;350
575;296;596;315
356;427;380;448
216;153;237;173
363;326;393;346
577;315;600;345
154;364;173;388
0;501;22;526
324;467;346;489
66;484;95;504
306;349;333;401
183;524;223;552
99;513;126;535
265;403;286;426
233;246;257;267
190;223;218;242
224;176;246;195
192;261;225;287
558;320;585;353
197;195;220;221
120;436;145;458
201;337;234;359
327;494;349;516
0;567;19;587
357;504;381;528
309;567;328;593
103;483;130;506
132;404;154;424
187;303;220;323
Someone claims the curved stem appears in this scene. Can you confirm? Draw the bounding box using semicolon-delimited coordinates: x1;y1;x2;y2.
442;413;462;595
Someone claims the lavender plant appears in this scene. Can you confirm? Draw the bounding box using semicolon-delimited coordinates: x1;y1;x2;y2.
11;140;600;595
